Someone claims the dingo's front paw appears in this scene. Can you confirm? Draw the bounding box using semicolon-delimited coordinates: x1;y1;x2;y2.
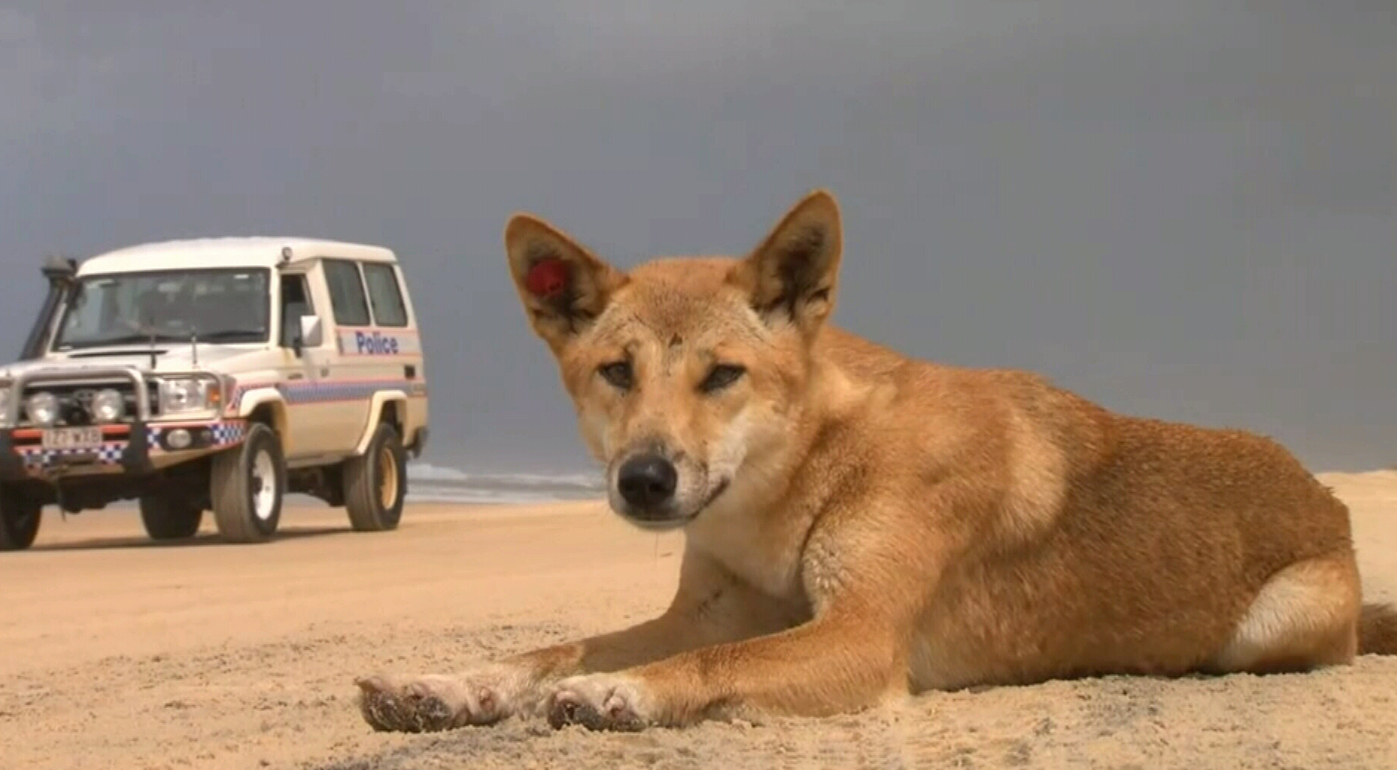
354;666;526;732
545;673;653;732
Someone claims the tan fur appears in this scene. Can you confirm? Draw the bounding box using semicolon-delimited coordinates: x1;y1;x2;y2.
355;189;1397;734
1361;603;1397;655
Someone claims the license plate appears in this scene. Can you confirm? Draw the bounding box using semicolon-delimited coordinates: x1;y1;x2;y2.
41;427;104;450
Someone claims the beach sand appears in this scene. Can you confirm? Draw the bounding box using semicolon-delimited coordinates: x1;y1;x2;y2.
2;471;1395;769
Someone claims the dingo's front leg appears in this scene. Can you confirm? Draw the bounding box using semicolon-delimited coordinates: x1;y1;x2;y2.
544;510;943;731
542;609;905;731
355;551;794;732
355;612;710;732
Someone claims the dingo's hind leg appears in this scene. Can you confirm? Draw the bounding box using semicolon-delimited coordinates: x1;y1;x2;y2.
1207;553;1360;675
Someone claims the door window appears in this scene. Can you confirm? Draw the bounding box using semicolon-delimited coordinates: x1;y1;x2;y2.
362;263;409;327
279;274;315;348
323;259;371;327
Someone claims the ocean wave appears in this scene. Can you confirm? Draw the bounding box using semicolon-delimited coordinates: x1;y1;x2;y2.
405;461;605;504
408;461;605;489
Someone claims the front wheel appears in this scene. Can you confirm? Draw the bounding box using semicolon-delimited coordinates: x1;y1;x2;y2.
343;421;407;532
0;484;42;551
139;495;204;541
210;422;286;544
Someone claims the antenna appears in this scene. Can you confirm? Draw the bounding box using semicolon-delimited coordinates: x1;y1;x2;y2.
144;304;157;370
20;253;79;361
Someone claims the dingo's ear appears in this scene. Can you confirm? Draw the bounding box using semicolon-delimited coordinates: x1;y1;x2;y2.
504;213;627;349
729;189;843;337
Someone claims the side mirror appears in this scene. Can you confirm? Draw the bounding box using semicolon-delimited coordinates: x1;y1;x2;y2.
298;314;324;349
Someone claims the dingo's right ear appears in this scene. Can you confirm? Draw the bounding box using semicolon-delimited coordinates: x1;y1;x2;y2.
504;213;627;349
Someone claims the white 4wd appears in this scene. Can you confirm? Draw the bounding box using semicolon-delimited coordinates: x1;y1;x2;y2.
0;238;431;550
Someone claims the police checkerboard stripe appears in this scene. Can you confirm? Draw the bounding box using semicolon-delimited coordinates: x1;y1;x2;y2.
14;377;428;473
209;421;247;445
19;420;251;471
146;420;247;447
21;443;125;467
276;380;396;405
228;379;426;410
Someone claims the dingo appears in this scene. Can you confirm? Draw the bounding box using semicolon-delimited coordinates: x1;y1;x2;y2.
356;189;1397;733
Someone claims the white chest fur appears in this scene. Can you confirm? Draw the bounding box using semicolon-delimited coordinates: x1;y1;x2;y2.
683;497;810;601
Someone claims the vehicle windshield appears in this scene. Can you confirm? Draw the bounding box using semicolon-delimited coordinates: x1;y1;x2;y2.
51;268;272;350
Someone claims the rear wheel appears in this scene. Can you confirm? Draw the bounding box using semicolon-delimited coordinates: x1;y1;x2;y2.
0;484;41;551
138;495;204;540
210;422;285;543
343;421;406;532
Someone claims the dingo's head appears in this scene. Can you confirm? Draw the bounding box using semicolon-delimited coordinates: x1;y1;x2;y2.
504;190;844;530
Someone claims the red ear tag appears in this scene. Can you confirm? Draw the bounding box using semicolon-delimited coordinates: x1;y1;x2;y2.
526;258;569;298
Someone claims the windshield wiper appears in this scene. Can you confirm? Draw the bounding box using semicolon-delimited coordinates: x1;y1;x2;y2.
62;332;190;348
194;329;263;341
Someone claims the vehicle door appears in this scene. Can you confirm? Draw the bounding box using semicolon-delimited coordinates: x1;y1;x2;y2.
357;259;422;431
274;270;338;458
318;258;382;453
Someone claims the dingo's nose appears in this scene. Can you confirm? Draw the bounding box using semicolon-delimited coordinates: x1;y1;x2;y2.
616;454;678;511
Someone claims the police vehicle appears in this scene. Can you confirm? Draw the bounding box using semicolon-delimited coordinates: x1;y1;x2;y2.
0;238;431;549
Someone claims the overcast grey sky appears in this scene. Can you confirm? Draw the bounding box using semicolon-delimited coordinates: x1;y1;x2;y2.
1;1;1393;473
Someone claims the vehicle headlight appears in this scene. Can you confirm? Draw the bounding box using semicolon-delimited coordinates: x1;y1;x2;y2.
91;388;125;423
26;392;59;426
158;377;217;415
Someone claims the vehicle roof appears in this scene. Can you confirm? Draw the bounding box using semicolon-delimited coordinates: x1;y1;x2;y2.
78;237;397;275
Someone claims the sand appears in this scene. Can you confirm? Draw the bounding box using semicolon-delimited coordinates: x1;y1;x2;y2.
2;472;1395;770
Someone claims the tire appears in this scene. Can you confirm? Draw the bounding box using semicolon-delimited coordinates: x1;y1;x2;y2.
210;422;286;543
138;495;204;541
343;421;407;532
0;484;41;552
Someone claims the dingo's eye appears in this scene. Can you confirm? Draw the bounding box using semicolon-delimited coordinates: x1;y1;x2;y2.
598;361;634;390
700;364;745;393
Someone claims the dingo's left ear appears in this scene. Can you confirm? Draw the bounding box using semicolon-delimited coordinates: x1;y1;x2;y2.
504;213;627;350
730;189;843;337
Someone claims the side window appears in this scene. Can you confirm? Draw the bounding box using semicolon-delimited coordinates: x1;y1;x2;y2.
361;263;409;327
279;274;314;348
322;259;371;327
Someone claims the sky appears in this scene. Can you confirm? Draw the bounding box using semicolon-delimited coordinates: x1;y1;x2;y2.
1;1;1394;473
